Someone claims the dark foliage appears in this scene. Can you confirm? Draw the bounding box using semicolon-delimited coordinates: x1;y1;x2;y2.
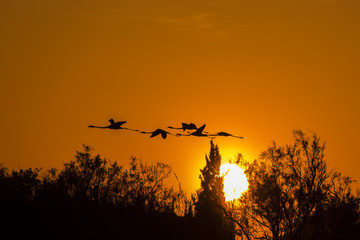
0;146;196;240
195;140;235;240
224;130;360;240
1;131;359;240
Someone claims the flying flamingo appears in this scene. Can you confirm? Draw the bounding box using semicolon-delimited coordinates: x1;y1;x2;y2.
168;123;198;131
177;124;212;138
210;131;244;139
88;119;139;131
140;129;177;139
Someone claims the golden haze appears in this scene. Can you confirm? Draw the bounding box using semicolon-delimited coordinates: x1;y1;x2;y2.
1;0;360;193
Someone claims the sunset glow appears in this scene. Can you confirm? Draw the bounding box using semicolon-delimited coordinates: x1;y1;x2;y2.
220;163;248;201
1;0;359;195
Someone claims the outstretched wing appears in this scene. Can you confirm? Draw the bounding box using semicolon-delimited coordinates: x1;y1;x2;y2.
217;131;231;136
217;131;243;139
149;129;168;139
160;131;168;139
115;121;127;126
182;123;197;131
188;123;197;129
150;129;162;138
196;124;206;134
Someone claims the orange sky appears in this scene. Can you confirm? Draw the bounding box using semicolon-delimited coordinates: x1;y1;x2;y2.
1;0;359;193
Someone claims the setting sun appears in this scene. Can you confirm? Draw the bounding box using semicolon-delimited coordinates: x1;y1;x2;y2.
220;163;248;201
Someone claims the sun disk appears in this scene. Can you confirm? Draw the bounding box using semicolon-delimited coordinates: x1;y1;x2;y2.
220;163;248;201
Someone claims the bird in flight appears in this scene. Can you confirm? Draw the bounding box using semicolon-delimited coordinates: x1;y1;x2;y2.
168;123;198;131
141;129;176;139
88;119;139;131
210;131;244;139
88;119;244;140
177;124;212;138
190;124;207;136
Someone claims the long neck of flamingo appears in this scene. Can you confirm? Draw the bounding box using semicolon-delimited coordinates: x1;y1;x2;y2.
91;125;109;128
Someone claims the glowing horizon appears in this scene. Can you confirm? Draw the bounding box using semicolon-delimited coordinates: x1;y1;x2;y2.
1;0;359;194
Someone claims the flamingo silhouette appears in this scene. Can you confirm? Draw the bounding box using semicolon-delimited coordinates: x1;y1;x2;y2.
177;124;212;138
141;129;176;139
210;131;243;139
88;119;138;131
168;123;198;131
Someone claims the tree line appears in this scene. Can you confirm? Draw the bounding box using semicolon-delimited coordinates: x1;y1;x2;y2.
0;130;359;239
207;130;360;240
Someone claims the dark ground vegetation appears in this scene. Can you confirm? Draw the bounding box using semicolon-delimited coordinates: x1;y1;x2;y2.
1;130;359;240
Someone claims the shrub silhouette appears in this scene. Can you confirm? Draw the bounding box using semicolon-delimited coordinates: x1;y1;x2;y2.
1;132;359;240
224;130;360;240
0;145;195;240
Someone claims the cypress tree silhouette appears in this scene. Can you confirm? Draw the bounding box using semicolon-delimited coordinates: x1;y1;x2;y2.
195;140;235;240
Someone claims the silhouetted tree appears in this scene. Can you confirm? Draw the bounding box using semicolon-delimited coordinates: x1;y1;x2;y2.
3;132;358;240
304;172;360;240
195;140;235;240
56;145;123;206
225;130;360;240
118;156;179;213
0;145;199;239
